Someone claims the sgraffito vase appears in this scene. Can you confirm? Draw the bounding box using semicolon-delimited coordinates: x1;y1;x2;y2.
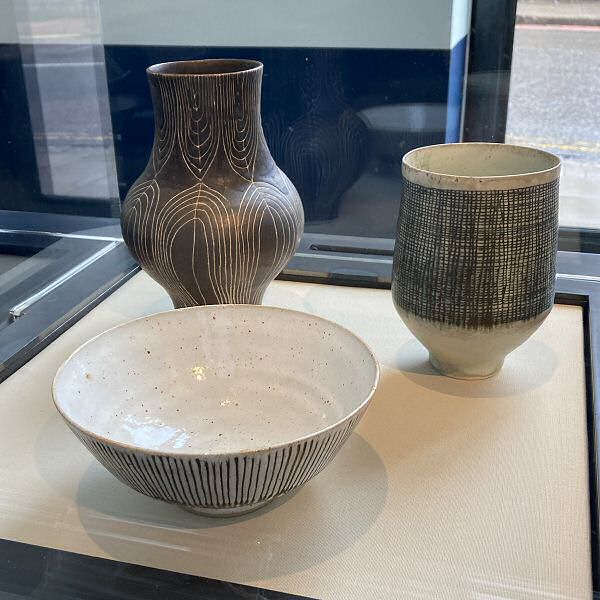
121;59;304;307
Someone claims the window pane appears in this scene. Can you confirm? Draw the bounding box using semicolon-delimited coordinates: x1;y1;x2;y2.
506;0;600;230
0;0;134;380
101;1;471;240
2;0;598;296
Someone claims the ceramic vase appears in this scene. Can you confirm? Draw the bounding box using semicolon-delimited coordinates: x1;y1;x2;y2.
392;143;561;379
121;59;304;308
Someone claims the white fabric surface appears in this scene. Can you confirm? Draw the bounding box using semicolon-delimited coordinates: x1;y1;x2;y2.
0;273;592;599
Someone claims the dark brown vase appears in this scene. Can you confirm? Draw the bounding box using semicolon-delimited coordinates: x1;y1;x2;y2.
121;59;304;308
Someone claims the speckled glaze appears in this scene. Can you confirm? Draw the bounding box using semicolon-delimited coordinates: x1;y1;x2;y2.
52;305;379;516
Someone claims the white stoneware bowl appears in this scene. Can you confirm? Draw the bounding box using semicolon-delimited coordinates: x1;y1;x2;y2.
53;305;379;517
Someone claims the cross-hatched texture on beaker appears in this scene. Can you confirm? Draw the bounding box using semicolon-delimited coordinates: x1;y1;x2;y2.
392;178;559;328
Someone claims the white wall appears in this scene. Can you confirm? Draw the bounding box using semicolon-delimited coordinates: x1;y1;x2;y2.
0;0;471;49
450;0;472;47
97;0;470;50
0;0;18;43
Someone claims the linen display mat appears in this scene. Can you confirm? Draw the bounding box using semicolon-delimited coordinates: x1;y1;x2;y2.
0;274;591;599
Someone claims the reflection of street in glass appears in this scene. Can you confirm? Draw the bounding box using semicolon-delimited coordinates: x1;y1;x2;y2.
507;0;600;228
15;0;119;207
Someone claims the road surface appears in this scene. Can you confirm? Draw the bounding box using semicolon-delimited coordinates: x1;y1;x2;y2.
507;23;600;158
506;23;600;227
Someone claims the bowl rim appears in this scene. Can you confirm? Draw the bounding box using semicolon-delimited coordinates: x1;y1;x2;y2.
52;304;380;459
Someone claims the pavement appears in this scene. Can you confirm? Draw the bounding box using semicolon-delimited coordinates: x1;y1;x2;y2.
506;3;600;229
517;0;600;26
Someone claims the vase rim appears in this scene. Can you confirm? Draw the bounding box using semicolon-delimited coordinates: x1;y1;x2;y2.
402;142;561;191
147;59;263;77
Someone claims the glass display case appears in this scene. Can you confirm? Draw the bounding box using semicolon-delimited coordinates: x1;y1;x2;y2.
1;0;599;597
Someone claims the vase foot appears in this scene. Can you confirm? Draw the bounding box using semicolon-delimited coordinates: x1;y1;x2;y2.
429;354;504;380
171;294;266;309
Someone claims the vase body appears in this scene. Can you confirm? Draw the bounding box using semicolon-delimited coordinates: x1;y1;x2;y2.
121;59;304;308
392;143;561;379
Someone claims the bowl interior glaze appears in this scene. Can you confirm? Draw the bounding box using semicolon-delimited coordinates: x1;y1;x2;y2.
53;305;378;456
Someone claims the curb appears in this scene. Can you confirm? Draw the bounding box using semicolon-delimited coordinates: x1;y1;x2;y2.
516;15;600;26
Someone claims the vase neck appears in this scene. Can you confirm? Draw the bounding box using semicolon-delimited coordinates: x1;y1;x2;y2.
148;66;263;137
146;64;274;181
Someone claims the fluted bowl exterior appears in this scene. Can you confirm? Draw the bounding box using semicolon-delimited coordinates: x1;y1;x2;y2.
64;406;368;516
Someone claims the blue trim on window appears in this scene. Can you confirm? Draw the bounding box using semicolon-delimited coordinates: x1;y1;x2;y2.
445;34;468;142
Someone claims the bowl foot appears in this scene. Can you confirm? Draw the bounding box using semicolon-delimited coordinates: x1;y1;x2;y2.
180;498;273;518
